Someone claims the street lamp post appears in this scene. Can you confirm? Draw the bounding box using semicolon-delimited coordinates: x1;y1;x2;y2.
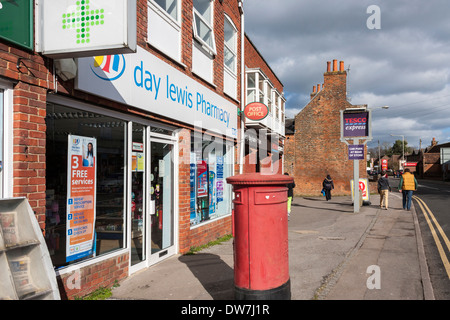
390;134;405;169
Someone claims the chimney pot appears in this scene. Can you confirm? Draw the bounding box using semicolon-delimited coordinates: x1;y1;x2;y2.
312;85;316;93
340;61;344;71
333;59;338;72
327;61;331;72
317;84;321;91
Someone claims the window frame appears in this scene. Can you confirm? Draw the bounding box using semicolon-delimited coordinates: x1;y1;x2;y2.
193;0;217;55
150;0;180;23
223;14;237;75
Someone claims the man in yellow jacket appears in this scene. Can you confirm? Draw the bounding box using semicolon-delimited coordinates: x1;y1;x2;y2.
398;168;418;211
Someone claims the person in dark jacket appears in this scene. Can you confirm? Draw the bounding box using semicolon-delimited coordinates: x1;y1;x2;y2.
284;173;296;218
322;174;334;201
377;170;390;210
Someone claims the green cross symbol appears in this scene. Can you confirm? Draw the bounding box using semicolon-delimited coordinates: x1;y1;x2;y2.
61;0;105;45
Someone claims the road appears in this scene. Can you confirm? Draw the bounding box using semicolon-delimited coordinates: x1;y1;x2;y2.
390;177;450;299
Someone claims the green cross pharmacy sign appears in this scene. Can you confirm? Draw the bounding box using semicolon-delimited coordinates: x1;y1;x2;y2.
38;0;136;59
62;0;105;45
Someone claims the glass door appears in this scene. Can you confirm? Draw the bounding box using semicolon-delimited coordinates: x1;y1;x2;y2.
130;124;146;267
0;89;3;197
149;140;174;262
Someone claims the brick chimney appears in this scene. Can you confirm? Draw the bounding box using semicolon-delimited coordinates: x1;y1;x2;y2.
431;137;437;146
310;60;347;100
323;59;347;100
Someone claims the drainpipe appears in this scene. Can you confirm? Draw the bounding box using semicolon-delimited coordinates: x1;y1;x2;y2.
239;0;245;174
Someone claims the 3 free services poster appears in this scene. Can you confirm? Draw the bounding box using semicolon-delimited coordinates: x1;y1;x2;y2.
66;135;97;262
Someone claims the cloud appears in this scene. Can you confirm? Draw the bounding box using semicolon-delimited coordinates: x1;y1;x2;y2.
244;0;450;149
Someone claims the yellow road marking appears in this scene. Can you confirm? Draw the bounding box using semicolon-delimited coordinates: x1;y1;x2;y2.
413;195;450;279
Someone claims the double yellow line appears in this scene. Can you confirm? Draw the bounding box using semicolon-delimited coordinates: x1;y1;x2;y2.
413;195;450;279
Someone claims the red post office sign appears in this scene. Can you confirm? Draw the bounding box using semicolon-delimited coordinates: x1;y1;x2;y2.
243;102;269;121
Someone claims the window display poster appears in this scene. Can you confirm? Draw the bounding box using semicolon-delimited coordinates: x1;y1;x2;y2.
216;156;224;202
197;160;208;198
66;135;97;262
190;162;196;221
209;170;216;215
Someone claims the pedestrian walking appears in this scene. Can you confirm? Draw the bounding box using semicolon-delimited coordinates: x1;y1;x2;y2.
322;174;334;201
377;170;390;210
398;168;418;211
284;173;296;219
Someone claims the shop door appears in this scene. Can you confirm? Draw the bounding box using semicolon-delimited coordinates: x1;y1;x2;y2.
149;139;175;264
130;124;147;269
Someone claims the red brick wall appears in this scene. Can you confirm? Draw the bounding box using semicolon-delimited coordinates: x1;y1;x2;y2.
0;42;52;230
58;253;129;299
423;153;441;177
244;35;283;93
13;83;47;230
290;62;367;196
284;134;295;175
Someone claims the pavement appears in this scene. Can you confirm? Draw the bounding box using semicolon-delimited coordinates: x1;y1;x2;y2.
109;190;434;301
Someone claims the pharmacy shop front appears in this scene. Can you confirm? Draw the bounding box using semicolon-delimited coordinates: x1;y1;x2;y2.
48;51;237;297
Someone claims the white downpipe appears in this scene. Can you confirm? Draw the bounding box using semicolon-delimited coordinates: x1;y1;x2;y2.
239;1;245;174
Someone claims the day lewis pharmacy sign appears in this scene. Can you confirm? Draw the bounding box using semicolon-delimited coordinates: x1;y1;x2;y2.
36;0;136;58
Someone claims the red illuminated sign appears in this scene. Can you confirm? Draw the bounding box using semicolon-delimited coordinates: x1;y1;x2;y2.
243;102;269;121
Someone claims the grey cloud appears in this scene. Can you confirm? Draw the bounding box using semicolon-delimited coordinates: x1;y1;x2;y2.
244;0;450;148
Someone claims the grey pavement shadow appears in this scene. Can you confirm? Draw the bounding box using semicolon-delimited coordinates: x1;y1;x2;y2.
178;253;234;300
292;197;354;213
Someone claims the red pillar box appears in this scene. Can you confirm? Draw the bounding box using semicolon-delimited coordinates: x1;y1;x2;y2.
226;173;292;300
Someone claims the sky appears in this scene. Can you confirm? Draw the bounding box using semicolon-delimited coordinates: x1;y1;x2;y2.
243;0;450;150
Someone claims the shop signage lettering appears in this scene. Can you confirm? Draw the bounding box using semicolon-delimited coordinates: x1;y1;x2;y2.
343;112;369;137
348;144;365;160
405;162;417;167
76;46;237;138
133;64;231;128
244;102;269;121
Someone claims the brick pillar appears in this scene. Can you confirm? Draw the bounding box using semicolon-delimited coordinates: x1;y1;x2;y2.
177;128;192;254
13;82;47;231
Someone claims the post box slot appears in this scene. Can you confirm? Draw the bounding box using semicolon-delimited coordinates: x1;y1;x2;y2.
254;189;287;205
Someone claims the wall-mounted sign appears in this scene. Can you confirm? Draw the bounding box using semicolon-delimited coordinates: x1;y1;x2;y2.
76;46;238;138
36;0;136;58
243;102;269;121
0;0;33;50
404;162;417;167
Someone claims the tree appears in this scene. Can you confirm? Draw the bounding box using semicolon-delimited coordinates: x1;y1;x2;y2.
386;139;412;156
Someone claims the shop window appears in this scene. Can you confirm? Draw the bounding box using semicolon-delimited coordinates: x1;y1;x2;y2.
189;133;233;227
45;104;126;268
